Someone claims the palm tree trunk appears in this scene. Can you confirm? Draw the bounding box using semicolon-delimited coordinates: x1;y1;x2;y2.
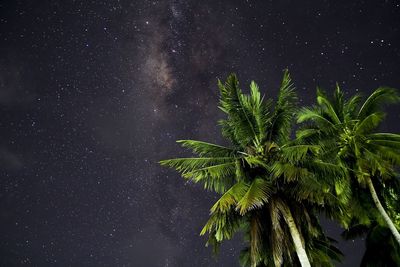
279;202;311;267
365;176;400;246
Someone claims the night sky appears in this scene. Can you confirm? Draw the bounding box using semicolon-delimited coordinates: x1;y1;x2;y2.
1;1;400;266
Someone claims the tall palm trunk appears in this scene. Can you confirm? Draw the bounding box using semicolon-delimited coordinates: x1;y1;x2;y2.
365;176;400;246
278;201;311;267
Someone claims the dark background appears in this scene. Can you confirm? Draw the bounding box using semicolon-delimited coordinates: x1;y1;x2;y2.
1;1;399;266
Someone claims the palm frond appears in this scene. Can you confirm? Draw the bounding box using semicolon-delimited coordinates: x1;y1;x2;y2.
332;83;345;121
344;94;362;121
316;87;341;124
269;69;297;143
200;210;243;241
270;162;310;182
369;133;400;142
177;140;237;157
280;144;321;162
218;74;262;147
367;140;400;150
355;112;385;135
297;107;335;127
249;80;272;143
236;178;272;215
357;87;400;119
304;160;347;178
210;181;249;214
159;157;236;193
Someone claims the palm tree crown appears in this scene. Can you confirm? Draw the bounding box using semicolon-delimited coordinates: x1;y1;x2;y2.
161;71;344;266
298;85;400;246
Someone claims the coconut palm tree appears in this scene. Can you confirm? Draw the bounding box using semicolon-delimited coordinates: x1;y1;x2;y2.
160;71;345;266
341;171;400;265
297;85;400;246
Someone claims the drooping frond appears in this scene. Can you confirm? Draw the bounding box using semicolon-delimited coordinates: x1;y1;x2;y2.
304;160;347;178
159;157;236;193
200;210;244;242
362;148;393;177
210;181;249;214
355;112;385;135
372;145;400;166
270;162;310;182
296;128;320;140
369;133;400;142
357;87;400;119
280;144;321;163
250;215;263;266
367;133;400;164
236;178;272;215
367;139;400;150
270;199;284;266
297;107;335;127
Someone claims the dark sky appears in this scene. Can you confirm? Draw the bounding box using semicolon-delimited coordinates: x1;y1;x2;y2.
1;0;399;266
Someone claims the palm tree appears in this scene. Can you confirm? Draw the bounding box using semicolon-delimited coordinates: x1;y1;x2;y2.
160;71;345;266
297;85;400;246
341;171;400;265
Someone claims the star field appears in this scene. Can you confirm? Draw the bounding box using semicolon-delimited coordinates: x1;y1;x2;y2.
0;1;400;266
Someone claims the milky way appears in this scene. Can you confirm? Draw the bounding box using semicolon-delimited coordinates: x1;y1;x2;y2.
0;1;400;266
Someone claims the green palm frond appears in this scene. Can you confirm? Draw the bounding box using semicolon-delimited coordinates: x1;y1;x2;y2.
332;84;345;120
357;87;400;119
200;210;244;241
270;162;309;182
316;87;341;124
210;181;249;214
363;148;393;177
249;80;272;144
218;74;242;115
344;94;362;120
369;133;400;141
367;139;400;150
159;157;236;193
355;112;385;135
218;74;261;147
296;128;320;140
305;159;347;178
297;107;335;127
280;144;321;162
177;140;237;157
236;178;272;215
269;69;297;143
369;144;400;165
